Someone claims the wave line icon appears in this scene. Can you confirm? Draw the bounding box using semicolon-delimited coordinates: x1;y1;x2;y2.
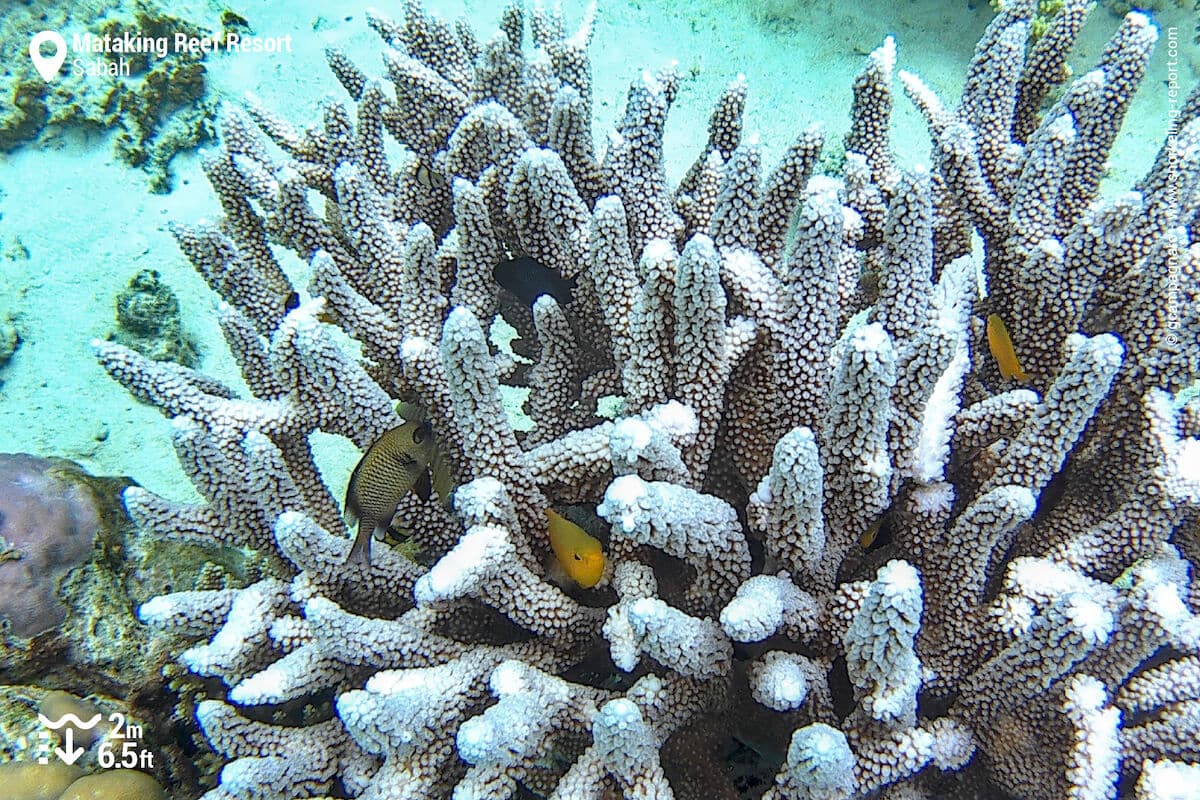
38;712;102;730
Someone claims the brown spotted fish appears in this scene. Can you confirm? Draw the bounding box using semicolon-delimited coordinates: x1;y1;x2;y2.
344;420;436;565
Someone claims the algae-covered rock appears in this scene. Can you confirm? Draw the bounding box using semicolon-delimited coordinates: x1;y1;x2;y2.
0;455;112;640
0;453;148;686
0;761;85;800
109;269;198;367
0;446;264;684
102;2;217;193
1;0;221;192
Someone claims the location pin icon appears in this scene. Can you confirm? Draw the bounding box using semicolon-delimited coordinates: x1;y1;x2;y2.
29;31;67;82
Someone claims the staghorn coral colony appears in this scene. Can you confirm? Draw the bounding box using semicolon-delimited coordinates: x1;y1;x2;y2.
90;0;1200;797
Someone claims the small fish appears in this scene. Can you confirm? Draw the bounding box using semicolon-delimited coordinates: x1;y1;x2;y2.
493;256;576;307
986;313;1029;383
397;401;455;508
860;516;884;550
345;420;436;565
425;444;455;508
546;509;605;588
415;160;447;191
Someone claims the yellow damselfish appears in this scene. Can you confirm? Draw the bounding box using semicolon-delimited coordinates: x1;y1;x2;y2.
860;516;884;550
545;509;606;588
986;313;1029;383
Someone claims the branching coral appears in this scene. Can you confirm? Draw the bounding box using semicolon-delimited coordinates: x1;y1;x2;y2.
95;0;1199;797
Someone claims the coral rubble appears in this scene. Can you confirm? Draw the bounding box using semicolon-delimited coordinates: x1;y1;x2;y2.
110;269;199;368
95;0;1199;797
1;0;219;192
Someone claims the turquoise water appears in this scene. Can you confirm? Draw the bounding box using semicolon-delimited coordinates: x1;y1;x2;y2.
0;0;1197;798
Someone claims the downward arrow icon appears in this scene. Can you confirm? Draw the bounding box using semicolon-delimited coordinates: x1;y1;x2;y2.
55;728;84;765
